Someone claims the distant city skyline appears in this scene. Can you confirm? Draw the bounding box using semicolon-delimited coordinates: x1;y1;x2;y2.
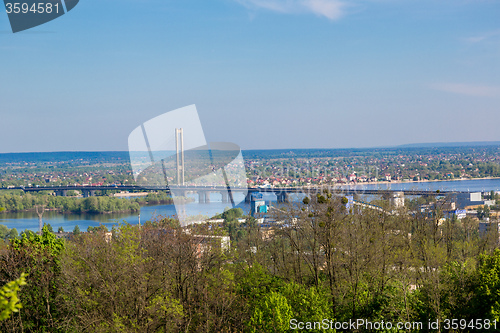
1;0;500;153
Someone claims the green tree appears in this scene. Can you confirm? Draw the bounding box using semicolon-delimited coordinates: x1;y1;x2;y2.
222;207;244;222
473;249;500;321
7;229;18;239
43;223;54;234
477;205;491;220
0;273;27;321
439;260;477;321
60;223;184;331
0;225;9;240
0;226;20;240
249;291;293;333
0;225;65;331
281;282;332;328
87;224;108;233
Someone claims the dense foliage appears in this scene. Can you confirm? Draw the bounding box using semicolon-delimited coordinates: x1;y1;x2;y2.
0;273;26;321
0;192;187;214
0;198;500;332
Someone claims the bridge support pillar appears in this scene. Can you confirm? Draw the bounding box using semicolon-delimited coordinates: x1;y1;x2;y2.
245;192;253;203
82;190;96;198
198;191;205;204
221;191;229;203
55;190;67;197
172;190;187;198
198;191;210;203
277;192;290;203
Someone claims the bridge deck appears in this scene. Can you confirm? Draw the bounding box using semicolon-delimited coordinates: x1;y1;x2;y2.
0;185;462;196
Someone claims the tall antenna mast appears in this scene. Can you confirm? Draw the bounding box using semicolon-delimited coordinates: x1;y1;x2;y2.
181;128;184;185
176;128;180;185
175;128;185;185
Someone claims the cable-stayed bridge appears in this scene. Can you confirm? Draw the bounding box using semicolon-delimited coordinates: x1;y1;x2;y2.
0;185;461;203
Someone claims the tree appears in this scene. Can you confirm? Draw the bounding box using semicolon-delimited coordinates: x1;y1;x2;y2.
222;207;244;222
472;249;500;321
72;225;80;236
7;229;18;240
60;224;184;332
0;225;65;331
439;260;476;321
249;291;292;333
0;273;27;321
0;225;9;240
477;205;491;220
87;224;108;233
57;227;64;233
0;225;18;240
43;223;54;234
280;282;331;326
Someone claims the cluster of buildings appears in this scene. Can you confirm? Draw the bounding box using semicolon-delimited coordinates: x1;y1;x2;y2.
244;147;500;187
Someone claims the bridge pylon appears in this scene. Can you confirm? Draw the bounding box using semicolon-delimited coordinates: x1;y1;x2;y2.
175;128;185;185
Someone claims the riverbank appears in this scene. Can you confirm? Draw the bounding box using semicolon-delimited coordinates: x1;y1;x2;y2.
0;191;198;215
0;192;249;233
0;206;141;215
0;196;195;214
114;192;150;198
347;176;500;187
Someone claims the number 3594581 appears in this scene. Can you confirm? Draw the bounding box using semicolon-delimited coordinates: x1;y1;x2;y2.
5;2;60;14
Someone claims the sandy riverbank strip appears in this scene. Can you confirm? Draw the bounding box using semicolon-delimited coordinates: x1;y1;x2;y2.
113;192;152;198
350;177;500;186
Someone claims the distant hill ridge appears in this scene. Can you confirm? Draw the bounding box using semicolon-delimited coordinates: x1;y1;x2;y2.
1;141;500;162
0;151;129;163
395;141;500;148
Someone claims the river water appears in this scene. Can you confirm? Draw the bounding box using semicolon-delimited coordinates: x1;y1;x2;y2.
0;192;252;232
2;178;500;232
348;178;500;192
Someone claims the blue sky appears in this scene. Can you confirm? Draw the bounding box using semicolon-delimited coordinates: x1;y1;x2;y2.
1;0;500;152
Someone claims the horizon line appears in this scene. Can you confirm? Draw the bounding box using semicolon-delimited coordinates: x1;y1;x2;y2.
2;140;500;155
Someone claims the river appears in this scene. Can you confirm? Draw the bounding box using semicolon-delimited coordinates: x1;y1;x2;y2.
0;192;252;233
346;178;500;192
2;178;500;232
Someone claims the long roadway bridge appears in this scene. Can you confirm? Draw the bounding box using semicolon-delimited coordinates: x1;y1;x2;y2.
0;185;462;203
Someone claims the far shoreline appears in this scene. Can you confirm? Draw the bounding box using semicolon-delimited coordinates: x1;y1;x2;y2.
272;176;500;189
355;176;500;186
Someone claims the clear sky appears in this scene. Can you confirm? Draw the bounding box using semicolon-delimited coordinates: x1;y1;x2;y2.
1;0;500;153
